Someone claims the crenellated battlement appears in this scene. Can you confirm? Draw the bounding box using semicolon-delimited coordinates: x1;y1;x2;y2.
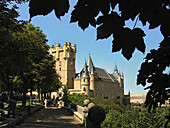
49;42;76;60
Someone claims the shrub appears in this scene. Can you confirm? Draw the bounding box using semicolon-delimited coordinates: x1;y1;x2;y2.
101;107;169;128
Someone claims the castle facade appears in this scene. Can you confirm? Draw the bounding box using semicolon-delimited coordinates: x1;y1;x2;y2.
49;42;126;104
49;42;76;89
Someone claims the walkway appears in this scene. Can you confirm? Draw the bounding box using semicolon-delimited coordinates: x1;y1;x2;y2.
15;106;83;128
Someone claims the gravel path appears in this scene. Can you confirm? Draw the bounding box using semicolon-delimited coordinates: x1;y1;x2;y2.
15;107;83;128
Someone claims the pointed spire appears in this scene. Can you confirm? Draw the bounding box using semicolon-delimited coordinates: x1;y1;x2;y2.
118;70;121;76
122;72;124;77
114;63;118;73
128;91;130;95
81;61;89;78
87;54;95;74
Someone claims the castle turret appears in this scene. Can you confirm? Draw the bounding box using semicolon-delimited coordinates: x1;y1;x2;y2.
66;42;71;58
121;72;124;93
114;64;118;74
87;55;95;74
63;42;67;58
56;43;60;60
49;45;54;54
87;55;95;94
72;44;76;59
121;72;124;79
113;64;124;95
81;61;90;96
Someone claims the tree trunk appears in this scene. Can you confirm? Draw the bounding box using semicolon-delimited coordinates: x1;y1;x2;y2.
38;84;40;103
22;84;27;107
7;78;14;99
30;87;33;105
41;91;44;104
49;91;51;99
44;92;46;99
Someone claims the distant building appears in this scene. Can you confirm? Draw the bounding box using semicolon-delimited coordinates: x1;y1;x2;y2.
130;93;170;106
49;42;130;105
130;94;146;104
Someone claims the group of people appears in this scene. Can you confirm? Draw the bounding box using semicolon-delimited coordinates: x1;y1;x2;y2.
0;96;16;118
44;96;60;108
55;97;60;108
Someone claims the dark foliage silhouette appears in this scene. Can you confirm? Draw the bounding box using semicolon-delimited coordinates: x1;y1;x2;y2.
3;0;170;112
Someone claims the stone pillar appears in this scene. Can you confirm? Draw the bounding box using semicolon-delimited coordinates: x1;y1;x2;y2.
86;106;105;128
83;99;105;128
83;107;89;127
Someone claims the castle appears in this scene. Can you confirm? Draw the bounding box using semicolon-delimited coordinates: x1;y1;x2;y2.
49;42;128;104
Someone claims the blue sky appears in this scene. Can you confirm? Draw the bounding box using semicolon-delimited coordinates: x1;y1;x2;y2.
17;2;164;94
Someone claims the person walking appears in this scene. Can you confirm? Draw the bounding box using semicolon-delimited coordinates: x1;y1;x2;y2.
8;98;16;118
55;97;59;107
57;100;60;108
44;99;48;108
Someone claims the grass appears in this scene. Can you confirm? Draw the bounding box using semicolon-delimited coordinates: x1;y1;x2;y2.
3;102;42;112
15;102;42;112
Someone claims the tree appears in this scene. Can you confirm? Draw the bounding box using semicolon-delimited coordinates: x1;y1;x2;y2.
62;82;70;103
137;40;170;110
0;1;60;108
14;23;59;106
0;2;28;98
33;56;60;103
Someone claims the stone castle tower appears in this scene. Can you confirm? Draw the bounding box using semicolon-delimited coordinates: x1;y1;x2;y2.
49;42;76;89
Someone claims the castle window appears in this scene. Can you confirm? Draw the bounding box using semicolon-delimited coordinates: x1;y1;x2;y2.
117;96;120;99
104;97;108;99
59;68;61;71
59;61;61;66
84;79;85;82
84;87;86;91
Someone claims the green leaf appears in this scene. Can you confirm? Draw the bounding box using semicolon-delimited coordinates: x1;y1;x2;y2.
97;11;124;39
54;0;70;20
29;0;70;21
70;0;98;30
97;24;112;39
133;28;146;53
160;21;170;38
112;27;145;60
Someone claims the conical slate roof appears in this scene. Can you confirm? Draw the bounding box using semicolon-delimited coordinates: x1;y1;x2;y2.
87;55;95;74
81;61;89;78
114;64;118;73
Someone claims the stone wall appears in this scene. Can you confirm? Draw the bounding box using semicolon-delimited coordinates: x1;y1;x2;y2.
95;80;124;104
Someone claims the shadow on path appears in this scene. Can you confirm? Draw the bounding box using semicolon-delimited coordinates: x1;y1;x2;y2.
15;106;83;128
